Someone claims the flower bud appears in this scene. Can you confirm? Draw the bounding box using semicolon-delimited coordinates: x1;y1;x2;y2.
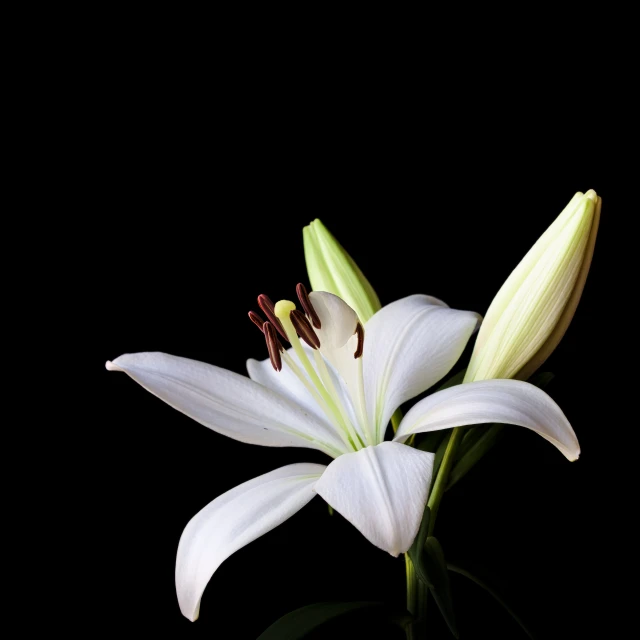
465;190;601;382
303;219;381;323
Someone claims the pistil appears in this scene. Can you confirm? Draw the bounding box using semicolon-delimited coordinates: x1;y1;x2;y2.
249;287;372;452
275;299;363;451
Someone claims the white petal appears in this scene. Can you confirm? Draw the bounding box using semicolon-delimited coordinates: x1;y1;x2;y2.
106;352;347;457
307;292;363;412
248;347;366;451
393;379;580;461
246;347;330;426
176;463;325;621
314;442;435;556
363;295;481;441
309;290;360;350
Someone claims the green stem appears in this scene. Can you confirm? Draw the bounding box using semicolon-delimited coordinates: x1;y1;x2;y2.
405;555;427;639
405;554;417;618
426;427;463;534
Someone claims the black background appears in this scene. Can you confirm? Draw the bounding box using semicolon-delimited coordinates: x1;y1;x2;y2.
83;75;630;639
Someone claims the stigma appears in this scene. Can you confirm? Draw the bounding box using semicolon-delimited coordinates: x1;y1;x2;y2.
249;283;364;372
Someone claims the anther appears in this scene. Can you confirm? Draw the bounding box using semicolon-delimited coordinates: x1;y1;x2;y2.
263;322;283;371
296;283;322;329
258;294;288;341
290;309;321;349
354;322;364;359
248;311;265;331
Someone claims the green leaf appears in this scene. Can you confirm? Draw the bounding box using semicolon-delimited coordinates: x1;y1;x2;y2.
424;538;458;638
408;527;458;638
256;602;412;639
447;564;536;639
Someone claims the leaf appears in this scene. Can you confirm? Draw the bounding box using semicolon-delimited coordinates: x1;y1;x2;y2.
447;564;536;639
408;526;458;638
256;602;412;639
424;538;458;638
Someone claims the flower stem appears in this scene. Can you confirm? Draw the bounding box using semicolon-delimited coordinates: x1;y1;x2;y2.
405;555;428;639
404;425;463;637
405;554;417;616
426;427;463;534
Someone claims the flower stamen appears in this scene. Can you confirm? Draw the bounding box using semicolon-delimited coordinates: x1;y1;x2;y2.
275;298;363;451
263;322;283;372
296;283;321;329
290;309;321;349
354;322;364;359
249;287;372;452
248;310;265;331
257;294;288;341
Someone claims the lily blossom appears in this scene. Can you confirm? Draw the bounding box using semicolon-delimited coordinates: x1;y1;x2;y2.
106;285;579;621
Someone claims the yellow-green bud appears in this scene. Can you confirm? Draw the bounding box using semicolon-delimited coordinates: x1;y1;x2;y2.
465;190;601;382
303;219;381;323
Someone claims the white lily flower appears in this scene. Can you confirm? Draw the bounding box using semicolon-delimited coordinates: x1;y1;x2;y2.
106;285;579;621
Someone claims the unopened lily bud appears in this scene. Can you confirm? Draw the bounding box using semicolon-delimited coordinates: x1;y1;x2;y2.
303;219;381;323
465;190;601;382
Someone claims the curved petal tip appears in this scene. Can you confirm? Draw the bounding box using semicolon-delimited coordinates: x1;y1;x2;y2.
105;360;121;371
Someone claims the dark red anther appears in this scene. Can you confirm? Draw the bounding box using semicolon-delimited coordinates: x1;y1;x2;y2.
290;309;321;349
248;311;265;331
353;323;364;359
257;294;288;341
263;322;283;372
296;283;321;329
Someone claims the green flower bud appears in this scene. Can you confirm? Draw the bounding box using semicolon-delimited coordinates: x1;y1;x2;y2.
303;219;381;323
466;190;601;382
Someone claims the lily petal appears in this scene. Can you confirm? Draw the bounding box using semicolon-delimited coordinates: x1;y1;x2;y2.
393;379;579;461
246;347;331;426
315;442;435;556
309;290;360;349
306;291;363;403
106;352;347;457
176;463;325;621
247;347;363;447
363;295;481;441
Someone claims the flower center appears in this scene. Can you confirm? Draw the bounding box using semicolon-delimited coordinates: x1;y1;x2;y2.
248;284;371;452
